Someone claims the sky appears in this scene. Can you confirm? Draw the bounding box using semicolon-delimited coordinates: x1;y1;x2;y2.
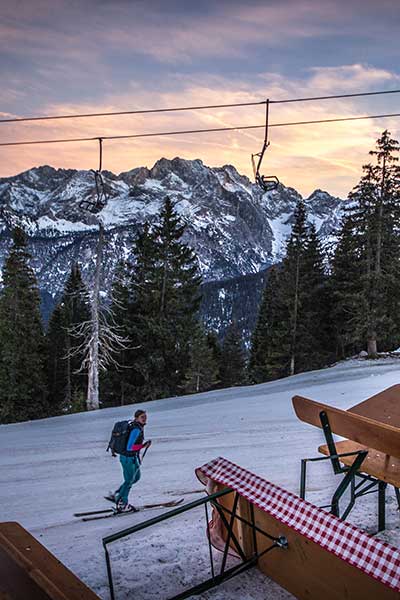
0;0;399;197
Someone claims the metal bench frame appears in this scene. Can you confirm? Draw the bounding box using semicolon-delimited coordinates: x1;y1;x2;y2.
102;488;288;600
299;410;398;531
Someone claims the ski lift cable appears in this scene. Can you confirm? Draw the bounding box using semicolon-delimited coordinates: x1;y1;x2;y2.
0;89;399;124
0;111;399;147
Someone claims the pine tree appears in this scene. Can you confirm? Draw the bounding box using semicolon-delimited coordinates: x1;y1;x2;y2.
299;224;331;370
248;265;286;382
127;223;166;400
220;321;247;387
206;330;222;385
330;217;364;359
153;198;202;393
332;131;400;356
279;200;311;376
182;324;219;393
0;228;47;423
123;198;202;402
250;201;329;381
46;264;90;414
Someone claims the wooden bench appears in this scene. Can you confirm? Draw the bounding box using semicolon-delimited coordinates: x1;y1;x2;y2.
292;386;400;530
0;522;99;600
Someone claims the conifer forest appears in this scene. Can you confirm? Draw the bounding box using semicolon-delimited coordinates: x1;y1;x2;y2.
1;131;399;424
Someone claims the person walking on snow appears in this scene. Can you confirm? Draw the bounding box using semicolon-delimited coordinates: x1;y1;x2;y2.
107;409;151;513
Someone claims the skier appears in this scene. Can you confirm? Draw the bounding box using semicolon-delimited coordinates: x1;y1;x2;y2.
106;409;151;513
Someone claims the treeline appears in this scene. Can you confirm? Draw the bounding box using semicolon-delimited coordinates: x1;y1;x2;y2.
0;198;246;423
0;131;398;423
249;130;400;381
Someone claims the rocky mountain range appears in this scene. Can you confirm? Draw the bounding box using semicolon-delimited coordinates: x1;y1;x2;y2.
0;157;345;340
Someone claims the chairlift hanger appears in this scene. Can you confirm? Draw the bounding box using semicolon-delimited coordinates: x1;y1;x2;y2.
79;138;108;214
251;99;279;192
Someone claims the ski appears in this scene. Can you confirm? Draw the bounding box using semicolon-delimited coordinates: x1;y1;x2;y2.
74;508;114;517
74;498;184;521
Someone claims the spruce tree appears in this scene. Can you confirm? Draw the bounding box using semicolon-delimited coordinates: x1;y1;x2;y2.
330;217;364;359
206;330;222;385
46;264;90;414
220;321;247;387
248;265;286;382
182;324;219;393
128;223;166;400
279;200;311;376
250;201;329;380
126;198;202;401
299;224;331;370
0;228;47;423
332;131;400;356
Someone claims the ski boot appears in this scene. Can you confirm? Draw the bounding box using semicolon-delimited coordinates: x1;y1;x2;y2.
116;499;139;513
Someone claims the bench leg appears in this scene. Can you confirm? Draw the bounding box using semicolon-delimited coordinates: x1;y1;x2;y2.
300;459;307;499
331;472;355;518
394;486;400;510
331;452;367;519
378;481;387;532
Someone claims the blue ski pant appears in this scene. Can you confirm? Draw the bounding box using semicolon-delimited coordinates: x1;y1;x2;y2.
116;455;141;504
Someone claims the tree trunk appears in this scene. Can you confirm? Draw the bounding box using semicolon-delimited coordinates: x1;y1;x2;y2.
290;252;300;376
367;336;377;357
65;335;71;408
121;379;125;406
87;222;104;411
375;154;386;276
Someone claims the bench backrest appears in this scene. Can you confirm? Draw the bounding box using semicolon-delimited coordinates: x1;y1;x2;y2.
292;394;400;458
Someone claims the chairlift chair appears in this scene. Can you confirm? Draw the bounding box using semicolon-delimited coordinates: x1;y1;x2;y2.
79;138;108;214
252;99;279;193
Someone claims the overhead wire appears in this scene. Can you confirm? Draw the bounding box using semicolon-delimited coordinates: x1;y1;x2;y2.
0;112;399;147
0;89;399;124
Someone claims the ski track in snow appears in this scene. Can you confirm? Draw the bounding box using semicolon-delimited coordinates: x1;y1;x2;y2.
0;358;400;599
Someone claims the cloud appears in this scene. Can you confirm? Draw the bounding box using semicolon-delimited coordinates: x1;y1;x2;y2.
1;64;399;198
97;1;335;64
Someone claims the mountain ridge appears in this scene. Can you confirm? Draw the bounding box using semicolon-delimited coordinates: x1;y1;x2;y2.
0;157;346;338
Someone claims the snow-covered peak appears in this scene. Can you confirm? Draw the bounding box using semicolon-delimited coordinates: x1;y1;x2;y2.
0;157;344;297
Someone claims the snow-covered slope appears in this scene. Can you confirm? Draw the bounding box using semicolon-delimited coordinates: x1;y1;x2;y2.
0;158;344;297
0;358;399;599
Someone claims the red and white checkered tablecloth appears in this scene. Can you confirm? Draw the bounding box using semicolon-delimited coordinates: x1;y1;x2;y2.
195;456;400;592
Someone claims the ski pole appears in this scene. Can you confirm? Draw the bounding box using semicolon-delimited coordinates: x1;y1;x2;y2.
141;441;151;463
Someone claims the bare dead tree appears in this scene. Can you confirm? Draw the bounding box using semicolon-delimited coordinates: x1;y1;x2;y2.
67;222;131;411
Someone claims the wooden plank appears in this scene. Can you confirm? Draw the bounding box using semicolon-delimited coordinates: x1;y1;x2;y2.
0;545;53;600
213;482;398;600
252;503;398;600
236;495;255;559
292;395;400;458
318;440;400;487
349;385;400;427
0;523;99;600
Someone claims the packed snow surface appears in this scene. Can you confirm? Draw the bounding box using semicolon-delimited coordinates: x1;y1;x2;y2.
1;358;400;599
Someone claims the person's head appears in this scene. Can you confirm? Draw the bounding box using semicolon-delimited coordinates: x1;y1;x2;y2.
134;409;147;425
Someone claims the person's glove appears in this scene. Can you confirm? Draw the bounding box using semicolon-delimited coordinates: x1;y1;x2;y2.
145;440;152;448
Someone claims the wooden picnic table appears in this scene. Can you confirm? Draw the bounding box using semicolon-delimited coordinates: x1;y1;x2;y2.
292;384;400;529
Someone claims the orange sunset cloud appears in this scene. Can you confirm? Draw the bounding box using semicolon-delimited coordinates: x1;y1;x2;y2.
1;65;399;198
